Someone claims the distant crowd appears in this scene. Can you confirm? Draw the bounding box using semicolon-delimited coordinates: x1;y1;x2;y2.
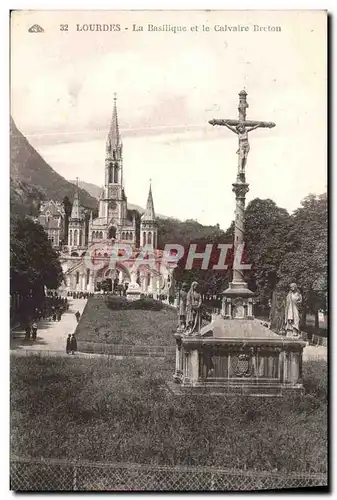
67;291;94;299
24;294;70;340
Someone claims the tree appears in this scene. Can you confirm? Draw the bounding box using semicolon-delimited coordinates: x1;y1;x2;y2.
157;218;229;250
10;215;63;298
243;198;294;305
277;193;327;327
173;223;234;296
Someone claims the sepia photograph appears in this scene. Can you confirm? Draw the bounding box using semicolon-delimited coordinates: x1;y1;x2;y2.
10;9;327;492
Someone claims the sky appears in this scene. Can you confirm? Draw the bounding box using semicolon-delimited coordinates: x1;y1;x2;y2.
11;10;327;229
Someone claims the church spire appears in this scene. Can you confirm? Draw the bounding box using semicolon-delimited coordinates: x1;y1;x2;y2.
106;93;121;153
70;178;81;220
141;181;156;221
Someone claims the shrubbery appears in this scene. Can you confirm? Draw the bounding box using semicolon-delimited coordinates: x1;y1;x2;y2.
75;296;177;346
302;360;328;401
106;296;164;311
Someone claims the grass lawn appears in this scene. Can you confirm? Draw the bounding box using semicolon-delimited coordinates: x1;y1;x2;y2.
75;296;177;346
10;355;327;473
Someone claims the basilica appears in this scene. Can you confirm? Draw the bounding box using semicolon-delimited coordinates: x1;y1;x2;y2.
38;96;173;296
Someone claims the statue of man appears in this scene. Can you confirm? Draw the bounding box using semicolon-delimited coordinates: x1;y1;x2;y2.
177;282;189;332
185;281;202;336
285;283;302;337
220;122;261;173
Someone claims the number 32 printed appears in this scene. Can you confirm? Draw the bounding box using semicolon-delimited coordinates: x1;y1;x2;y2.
60;24;68;31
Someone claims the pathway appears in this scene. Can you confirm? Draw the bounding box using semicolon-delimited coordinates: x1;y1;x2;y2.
302;345;327;362
10;298;87;353
10;298;327;363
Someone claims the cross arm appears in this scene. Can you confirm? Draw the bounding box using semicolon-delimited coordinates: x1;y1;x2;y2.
208;119;238;134
209;118;275;129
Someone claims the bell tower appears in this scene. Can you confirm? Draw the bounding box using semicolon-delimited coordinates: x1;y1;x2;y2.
100;94;127;225
140;181;157;248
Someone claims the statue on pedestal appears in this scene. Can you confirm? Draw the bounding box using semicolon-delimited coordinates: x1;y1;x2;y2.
177;282;189;332
185;281;202;336
285;283;302;338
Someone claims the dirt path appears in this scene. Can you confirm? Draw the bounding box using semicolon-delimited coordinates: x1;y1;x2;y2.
10;298;87;353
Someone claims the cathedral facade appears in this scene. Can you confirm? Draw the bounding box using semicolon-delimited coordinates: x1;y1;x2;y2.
43;97;173;296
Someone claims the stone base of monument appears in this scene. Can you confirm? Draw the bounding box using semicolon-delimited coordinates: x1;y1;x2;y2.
167;381;303;398
172;316;306;397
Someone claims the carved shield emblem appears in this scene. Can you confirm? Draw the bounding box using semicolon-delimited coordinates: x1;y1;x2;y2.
231;353;253;377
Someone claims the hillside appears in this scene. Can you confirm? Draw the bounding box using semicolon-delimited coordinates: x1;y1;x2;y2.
9;118;226;245
10;118;98;215
157;217;230;249
69;180;102;200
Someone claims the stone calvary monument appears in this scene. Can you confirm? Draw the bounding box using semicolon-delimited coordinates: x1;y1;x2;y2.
173;90;306;396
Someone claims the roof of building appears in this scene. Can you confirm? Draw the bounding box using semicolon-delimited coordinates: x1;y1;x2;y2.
199;317;283;340
106;94;121;153
40;200;64;217
70;183;81;220
91;217;107;227
141;183;156;221
39;217;60;230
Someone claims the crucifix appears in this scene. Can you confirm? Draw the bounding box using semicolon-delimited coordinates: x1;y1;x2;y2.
208;90;276;291
209;90;275;178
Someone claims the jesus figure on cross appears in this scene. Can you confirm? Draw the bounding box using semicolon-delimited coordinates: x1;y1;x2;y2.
209;90;275;176
222;122;262;174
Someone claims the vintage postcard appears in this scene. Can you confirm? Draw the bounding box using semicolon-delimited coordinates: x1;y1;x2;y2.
10;10;327;492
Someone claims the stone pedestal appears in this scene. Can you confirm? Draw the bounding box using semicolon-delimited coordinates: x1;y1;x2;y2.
126;282;141;301
172;317;305;397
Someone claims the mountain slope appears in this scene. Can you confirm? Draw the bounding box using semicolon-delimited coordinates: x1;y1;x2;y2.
10;118;98;215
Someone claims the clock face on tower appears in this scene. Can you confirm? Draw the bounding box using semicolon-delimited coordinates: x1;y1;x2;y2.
108;201;117;210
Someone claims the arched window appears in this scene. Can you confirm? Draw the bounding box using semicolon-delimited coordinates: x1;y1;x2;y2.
143;232;146;246
113;163;118;183
122;232;125;240
148;232;152;245
69;230;73;246
108;163;113;183
76;272;79;284
79;230;82;246
73;230;78;246
92;231;95;241
99;231;103;240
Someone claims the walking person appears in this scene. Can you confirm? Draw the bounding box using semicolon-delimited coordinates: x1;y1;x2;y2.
75;311;81;323
31;322;38;341
70;334;77;355
66;334;71;354
24;324;31;340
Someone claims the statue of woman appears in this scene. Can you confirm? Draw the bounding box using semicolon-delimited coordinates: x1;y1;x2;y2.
285;283;302;337
177;282;189;332
185;281;202;335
